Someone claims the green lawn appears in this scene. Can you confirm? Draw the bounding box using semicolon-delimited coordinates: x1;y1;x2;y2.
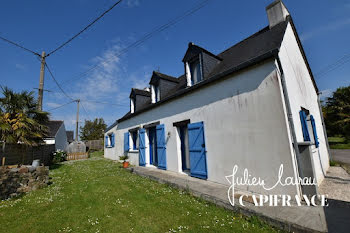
328;136;350;149
0;157;279;233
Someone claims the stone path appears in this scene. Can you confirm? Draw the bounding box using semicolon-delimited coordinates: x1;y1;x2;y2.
319;166;350;233
129;166;328;233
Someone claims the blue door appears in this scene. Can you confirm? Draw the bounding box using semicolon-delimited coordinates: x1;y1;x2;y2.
156;124;167;170
188;122;207;179
139;129;146;166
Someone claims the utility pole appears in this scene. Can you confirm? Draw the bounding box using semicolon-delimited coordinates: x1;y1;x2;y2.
37;51;46;110
75;99;80;141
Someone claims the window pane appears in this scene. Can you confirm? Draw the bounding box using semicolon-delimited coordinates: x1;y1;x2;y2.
190;60;201;84
132;131;138;150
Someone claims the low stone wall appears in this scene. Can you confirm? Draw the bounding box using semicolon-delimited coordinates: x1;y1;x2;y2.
0;165;49;200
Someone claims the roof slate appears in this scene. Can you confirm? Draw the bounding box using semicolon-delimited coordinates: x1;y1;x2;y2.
108;20;293;127
44;120;64;138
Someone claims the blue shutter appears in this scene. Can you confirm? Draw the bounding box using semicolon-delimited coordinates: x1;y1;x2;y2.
124;132;129;152
156;124;167;170
310;115;319;148
105;135;109;148
139;129;146;166
299;110;310;141
188;121;207;179
111;133;115;147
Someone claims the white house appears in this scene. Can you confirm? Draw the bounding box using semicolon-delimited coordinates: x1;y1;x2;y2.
105;1;330;197
43;120;68;151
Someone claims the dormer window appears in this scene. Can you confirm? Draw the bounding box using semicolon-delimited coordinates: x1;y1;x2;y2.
155;85;160;102
182;42;221;87
151;84;160;103
190;59;202;85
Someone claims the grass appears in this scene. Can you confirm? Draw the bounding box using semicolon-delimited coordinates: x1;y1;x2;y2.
330;160;350;174
89;150;104;158
328;136;350;149
0;157;280;233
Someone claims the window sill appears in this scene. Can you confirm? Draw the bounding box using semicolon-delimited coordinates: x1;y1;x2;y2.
129;150;139;153
106;146;114;148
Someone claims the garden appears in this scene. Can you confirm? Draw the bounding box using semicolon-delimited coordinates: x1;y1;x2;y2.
0;153;279;233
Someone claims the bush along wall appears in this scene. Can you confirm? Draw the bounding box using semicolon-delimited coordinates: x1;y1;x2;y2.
0;166;49;200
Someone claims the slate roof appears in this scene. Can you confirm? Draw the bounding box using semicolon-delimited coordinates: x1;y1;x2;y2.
129;88;151;98
44;120;64;138
104;16;316;130
150;71;179;84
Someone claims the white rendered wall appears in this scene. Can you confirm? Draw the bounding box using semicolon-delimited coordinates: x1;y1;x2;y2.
278;22;330;185
105;60;299;196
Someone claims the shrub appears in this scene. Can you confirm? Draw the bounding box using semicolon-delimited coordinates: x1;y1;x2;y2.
119;155;129;162
52;149;67;164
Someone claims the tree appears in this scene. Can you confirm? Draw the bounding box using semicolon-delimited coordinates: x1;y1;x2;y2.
79;118;107;141
323;86;350;139
0;86;49;156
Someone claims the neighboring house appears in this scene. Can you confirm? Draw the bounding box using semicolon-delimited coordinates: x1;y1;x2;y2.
105;1;330;197
43;120;68;151
66;131;74;144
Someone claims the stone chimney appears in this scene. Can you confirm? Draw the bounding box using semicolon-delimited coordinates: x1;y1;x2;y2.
266;0;290;28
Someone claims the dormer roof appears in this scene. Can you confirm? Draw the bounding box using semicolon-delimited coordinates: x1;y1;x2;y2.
149;71;179;85
182;42;222;63
129;88;151;98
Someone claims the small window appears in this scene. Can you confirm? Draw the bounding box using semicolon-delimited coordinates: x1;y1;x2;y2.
131;131;138;150
190;60;202;85
106;133;115;148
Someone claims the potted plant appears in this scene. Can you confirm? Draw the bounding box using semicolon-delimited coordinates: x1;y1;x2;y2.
119;155;129;168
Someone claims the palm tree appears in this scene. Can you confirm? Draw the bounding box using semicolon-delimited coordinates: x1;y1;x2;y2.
0;86;49;160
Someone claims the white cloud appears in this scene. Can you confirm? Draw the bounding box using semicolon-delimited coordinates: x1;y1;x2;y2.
46;102;62;108
15;63;25;70
300;18;350;42
126;0;140;8
72;42;125;109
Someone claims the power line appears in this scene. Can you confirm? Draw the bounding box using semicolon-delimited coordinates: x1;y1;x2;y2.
0;35;40;56
46;0;123;57
81;99;125;106
315;53;350;78
48;0;211;89
47;100;76;111
80;101;92;120
44;62;75;101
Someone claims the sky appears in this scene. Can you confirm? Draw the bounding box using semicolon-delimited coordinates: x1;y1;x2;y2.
0;0;349;135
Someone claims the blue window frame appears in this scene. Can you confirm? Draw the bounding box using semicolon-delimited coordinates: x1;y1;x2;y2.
105;133;115;148
132;131;138;150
